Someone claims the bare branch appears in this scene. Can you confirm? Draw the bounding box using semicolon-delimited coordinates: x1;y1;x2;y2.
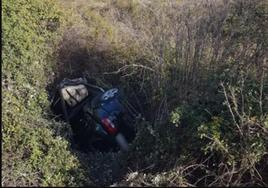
220;82;243;136
103;64;157;75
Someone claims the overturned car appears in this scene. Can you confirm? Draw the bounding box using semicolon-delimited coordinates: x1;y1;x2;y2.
51;77;138;152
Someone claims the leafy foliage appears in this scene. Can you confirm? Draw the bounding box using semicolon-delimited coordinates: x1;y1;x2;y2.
2;0;91;186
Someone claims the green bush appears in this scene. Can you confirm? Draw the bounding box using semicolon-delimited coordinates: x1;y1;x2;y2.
2;0;91;186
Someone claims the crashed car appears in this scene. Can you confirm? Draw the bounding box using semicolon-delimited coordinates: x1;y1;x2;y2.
51;77;138;152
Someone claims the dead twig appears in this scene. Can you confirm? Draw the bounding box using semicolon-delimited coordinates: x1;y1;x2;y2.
103;64;157;75
220;82;243;136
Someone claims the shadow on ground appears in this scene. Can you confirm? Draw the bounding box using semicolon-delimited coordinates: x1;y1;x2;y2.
46;28;140;186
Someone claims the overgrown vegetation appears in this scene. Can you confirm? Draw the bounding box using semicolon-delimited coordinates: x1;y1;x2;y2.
2;0;91;186
2;0;268;186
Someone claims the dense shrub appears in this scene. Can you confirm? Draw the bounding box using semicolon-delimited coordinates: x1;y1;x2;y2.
2;0;91;186
98;0;267;186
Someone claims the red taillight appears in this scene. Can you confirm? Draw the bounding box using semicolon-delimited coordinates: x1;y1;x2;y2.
101;118;118;135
